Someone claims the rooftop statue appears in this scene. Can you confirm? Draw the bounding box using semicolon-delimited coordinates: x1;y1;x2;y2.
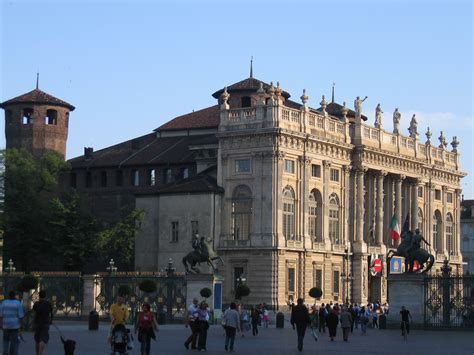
408;114;418;138
393;108;401;134
182;234;224;274
387;228;434;273
375;103;383;128
354;96;368;119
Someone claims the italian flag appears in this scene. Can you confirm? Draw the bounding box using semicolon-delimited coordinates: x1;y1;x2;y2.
389;214;400;241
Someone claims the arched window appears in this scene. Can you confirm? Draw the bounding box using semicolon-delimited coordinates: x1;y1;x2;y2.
329;193;340;245
417;208;423;233
283;186;296;240
231;185;252;240
45;109;58;125
433;210;442;253
446;213;454;255
22;108;34;125
241;96;251;108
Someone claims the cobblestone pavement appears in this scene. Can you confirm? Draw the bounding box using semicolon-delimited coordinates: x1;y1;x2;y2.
13;321;474;355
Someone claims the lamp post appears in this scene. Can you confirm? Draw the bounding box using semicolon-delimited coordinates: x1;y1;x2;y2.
7;259;16;274
106;258;117;274
165;258;175;277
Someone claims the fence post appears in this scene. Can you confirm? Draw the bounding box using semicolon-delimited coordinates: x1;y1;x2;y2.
82;274;97;317
441;258;452;327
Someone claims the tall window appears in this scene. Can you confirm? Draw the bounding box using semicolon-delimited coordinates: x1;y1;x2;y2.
315;269;323;290
330;168;340;182
181;167;189;179
131;169;139;186
308;194;317;240
433;210;442;253
231;185;252;240
417;208;423;233
164;168;173;184
329;194;340;244
311;164;321;178
288;267;296;293
45;109;58;125
22;108;33;125
333;270;340;295
148;169;156;186
446;213;453;255
171;221;179;243
284;160;295;174
235;159;251;173
447;192;453;203
241;96;251;108
191;220;199;238
234;267;244;290
283;186;296;240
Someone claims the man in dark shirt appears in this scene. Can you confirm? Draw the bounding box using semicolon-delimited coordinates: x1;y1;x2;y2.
399;306;412;335
290;298;310;352
33;290;53;355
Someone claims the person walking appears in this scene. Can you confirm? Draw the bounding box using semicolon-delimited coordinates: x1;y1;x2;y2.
340;306;352;342
262;308;269;328
308;305;319;341
184;298;200;350
223;302;240;352
239;306;250;337
400;306;412;336
0;290;25;355
359;306;370;335
250;306;260;336
32;290;53;355
135;303;159;355
349;304;356;333
109;295;129;343
372;308;379;329
195;302;209;352
318;303;327;333
290;298;310;352
326;308;339;341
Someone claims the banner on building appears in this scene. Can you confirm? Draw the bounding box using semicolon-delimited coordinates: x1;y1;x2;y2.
369;254;383;277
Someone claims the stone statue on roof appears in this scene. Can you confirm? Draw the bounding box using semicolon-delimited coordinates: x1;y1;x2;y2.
408;114;418;138
354;96;368;119
375;104;383;128
393;108;401;134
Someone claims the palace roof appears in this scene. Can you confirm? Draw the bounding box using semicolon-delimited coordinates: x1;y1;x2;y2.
0;88;75;111
156;105;220;131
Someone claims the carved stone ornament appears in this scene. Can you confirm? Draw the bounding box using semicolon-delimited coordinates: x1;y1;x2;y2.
451;136;459;152
322;160;332;168
220;86;230;103
425;126;432;144
300;89;309;105
298;155;311;165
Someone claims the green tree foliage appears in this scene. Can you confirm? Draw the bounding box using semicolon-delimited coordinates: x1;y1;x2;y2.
2;149;69;270
200;287;212;299
1;148;145;272
96;208;145;268
235;284;250;300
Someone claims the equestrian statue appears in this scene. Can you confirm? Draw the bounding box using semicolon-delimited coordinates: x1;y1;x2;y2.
182;234;224;274
386;228;435;273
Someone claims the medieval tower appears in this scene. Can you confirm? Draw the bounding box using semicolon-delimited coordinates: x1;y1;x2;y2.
0;79;75;158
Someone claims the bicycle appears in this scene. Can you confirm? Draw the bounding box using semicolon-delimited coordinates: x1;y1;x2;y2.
401;321;408;341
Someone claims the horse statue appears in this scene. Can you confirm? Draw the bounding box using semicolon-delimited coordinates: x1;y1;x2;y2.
182;235;224;274
387;229;435;273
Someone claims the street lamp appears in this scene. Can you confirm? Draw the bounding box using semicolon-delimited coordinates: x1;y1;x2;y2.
106;258;117;274
165;258;175;276
6;259;16;273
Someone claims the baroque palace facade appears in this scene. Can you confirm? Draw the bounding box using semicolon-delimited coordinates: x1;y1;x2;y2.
1;75;466;307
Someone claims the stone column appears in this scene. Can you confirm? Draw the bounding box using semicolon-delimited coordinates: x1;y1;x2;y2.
375;171;386;246
411;180;419;231
323;160;332;246
355;167;366;243
394;175;405;244
426;182;434;251
299;156;311;247
342;165;351;245
441;186;448;254
455;189;462;257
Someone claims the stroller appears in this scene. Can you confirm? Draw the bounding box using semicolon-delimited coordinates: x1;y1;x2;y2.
110;324;133;355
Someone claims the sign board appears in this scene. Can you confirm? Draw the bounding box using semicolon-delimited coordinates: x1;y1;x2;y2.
370;254;383;276
390;256;404;274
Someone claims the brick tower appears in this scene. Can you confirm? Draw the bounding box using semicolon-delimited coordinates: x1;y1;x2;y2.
0;81;75;159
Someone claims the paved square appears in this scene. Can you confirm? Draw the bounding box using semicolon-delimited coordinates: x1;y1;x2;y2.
13;321;474;355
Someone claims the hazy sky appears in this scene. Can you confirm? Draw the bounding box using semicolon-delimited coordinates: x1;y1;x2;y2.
1;0;472;197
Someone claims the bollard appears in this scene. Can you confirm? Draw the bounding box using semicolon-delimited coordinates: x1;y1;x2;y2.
88;310;99;330
276;312;284;328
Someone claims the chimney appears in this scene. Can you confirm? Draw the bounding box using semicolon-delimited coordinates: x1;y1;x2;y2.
84;147;94;160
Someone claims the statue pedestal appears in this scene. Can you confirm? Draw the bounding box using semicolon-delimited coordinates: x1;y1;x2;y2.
387;274;424;328
186;273;224;322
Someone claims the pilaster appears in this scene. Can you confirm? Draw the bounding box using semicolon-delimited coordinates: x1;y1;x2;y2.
375;170;386;246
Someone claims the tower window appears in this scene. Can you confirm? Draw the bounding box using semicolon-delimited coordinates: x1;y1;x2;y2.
131;169;139;186
241;96;251;108
148;169;156;186
22;108;34;125
45;109;58;125
164;168;173;184
181;167;189;179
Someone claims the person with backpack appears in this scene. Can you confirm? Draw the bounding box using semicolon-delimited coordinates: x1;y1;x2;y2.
222;302;240;352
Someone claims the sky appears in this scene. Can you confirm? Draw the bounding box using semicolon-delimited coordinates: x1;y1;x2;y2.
1;0;473;197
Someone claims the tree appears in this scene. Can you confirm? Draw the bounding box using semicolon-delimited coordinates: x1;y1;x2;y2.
95;208;145;269
235;284;250;300
308;287;323;304
200;287;212;299
2;149;69;270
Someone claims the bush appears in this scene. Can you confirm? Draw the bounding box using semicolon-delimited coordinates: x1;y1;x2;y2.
200;287;212;299
235;284;250;300
118;285;132;297
309;287;323;299
18;275;39;292
139;279;157;293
